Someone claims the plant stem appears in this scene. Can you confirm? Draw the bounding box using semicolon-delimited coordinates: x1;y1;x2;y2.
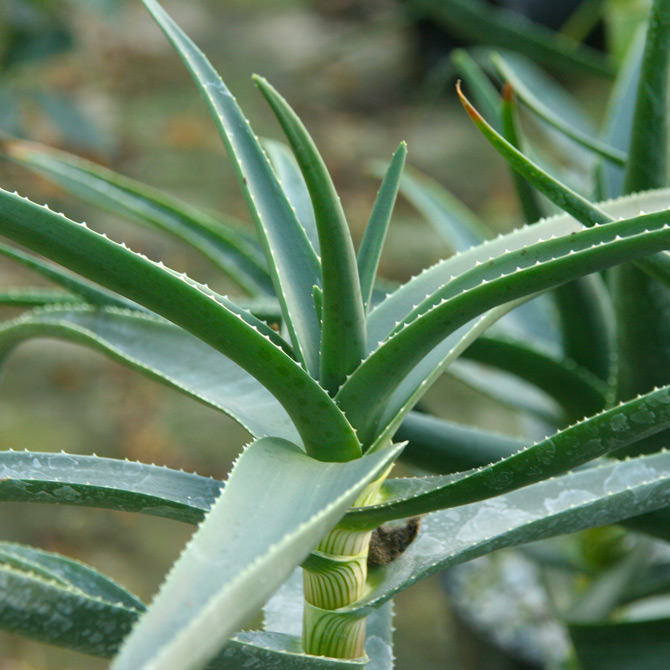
301;466;391;658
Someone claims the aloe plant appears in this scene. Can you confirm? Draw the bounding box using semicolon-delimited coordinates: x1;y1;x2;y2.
3;1;670;668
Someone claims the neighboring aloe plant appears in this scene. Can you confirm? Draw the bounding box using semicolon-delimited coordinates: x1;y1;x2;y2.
3;1;670;669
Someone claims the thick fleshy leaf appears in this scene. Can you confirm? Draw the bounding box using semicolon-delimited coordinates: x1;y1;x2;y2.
0;546;143;657
500;82;544;223
343;383;670;528
254;75;366;392
0;189;360;460
623;0;670;193
344;449;670;616
382;162;557;347
338;206;670;445
457;84;670;287
0;287;82;307
0;542;367;668
395;412;521;474
358;142;406;313
367;189;670;349
0;306;299;442
493;54;625;165
447;358;564;425
263;138;319;253
551;273;616;383
0;241;134;309
359;190;670;449
612;0;670;455
2;139;272;296
111;437;403;670
0;450;222;524
408;0;615;76
0;542;143;610
599;29;645;200
462;333;608;422
143;0;322;376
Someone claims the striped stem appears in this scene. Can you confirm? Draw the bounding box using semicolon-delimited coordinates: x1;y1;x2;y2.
301;466;391;658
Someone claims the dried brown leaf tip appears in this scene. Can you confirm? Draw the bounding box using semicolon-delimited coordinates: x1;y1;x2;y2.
455;81;483;123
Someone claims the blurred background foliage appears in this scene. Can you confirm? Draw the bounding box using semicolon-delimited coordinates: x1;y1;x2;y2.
0;0;653;668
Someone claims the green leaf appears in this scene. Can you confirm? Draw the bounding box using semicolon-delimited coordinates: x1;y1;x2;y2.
338;206;670;446
0;240;135;310
2;139;273;296
0;542;363;669
253;75;366;392
613;0;670;453
568;618;670;670
360;190;670;448
358;142;406;313
345;448;670;616
343;382;670;528
599;28;645;199
447;358;564;425
142;0;322;376
0;542;144;610
0;450;222;524
111;437;403;670
0;547;143;657
462;333;608;422
493;54;625;165
623;0;670;193
500;78;544;224
0;189;360;460
456;84;670;288
0;287;82;307
394;412;521;474
0;306;298;442
551;273;616;383
263;138;319;254
408;0;615;77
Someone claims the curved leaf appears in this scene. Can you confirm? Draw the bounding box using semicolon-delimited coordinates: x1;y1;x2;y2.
462;333;608;422
345;448;670;616
0;189;360;460
0;240;134;309
0;550;143;657
456;83;670;287
263;138;319;253
493;54;625;165
2;139;272;296
254;75;366;392
623;0;670;193
394;412;521;474
111;437;403;670
338;207;670;445
0;450;222;524
142;0;322;377
0;542;365;668
358;142;406;313
367;189;670;348
0;306;299;442
0;287;82;307
343;383;670;528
